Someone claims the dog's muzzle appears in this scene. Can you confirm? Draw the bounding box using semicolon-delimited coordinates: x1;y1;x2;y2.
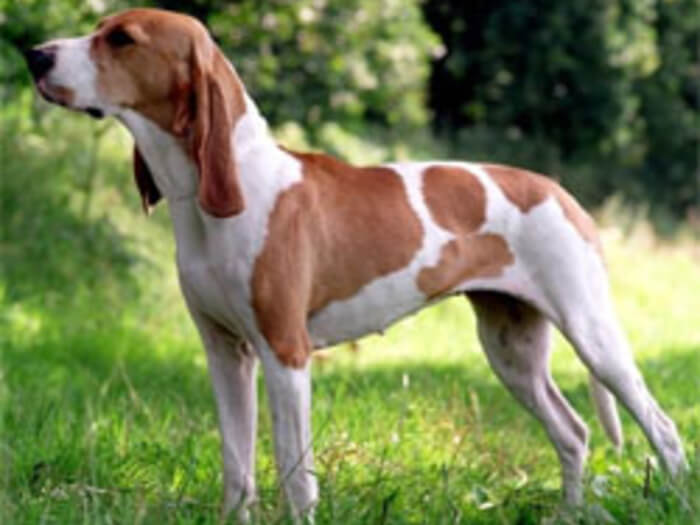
24;44;104;119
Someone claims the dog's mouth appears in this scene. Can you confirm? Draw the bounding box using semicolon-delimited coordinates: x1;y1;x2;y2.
35;79;104;119
84;107;104;119
36;78;72;106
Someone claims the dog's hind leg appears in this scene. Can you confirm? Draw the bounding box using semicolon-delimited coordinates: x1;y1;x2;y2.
556;298;687;477
468;291;589;505
503;199;685;477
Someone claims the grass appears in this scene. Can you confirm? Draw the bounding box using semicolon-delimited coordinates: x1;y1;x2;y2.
1;109;699;524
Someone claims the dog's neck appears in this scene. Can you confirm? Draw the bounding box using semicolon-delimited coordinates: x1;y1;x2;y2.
118;88;276;204
118;81;302;260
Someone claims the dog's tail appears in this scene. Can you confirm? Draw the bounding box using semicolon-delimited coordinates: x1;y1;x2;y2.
589;374;623;450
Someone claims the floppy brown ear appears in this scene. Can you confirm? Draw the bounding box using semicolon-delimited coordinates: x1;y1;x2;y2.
189;44;245;217
133;146;161;215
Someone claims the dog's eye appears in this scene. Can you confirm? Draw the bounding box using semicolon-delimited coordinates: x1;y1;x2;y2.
106;28;135;48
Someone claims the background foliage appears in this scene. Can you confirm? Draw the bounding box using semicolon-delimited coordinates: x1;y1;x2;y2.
424;0;699;219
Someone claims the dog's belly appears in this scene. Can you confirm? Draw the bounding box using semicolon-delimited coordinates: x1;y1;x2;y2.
307;271;429;348
305;263;528;349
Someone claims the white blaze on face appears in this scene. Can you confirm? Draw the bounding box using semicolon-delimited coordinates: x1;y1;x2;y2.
44;35;106;112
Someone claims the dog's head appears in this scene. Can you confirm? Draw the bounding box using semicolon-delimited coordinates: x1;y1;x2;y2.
25;8;245;217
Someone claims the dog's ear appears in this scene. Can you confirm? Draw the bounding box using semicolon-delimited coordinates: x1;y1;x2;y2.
179;38;245;218
133;146;161;215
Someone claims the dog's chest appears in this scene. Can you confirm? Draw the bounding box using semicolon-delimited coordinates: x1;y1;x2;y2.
168;200;263;338
170;157;302;339
177;255;255;336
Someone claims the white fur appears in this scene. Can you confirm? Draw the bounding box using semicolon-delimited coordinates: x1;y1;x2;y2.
258;347;318;517
186;309;258;521
119;110;198;200
464;161;608;323
44;35;113;113
120;94;303;340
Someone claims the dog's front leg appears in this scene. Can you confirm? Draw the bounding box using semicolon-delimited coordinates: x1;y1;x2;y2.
258;343;318;521
189;311;259;521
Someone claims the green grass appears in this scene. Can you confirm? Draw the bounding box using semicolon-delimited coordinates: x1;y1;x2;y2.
1;109;699;524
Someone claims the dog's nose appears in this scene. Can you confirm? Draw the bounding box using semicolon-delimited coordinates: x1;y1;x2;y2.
24;46;56;80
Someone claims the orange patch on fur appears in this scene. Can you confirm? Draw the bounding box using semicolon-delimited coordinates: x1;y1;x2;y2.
418;234;514;297
252;153;423;367
417;165;514;297
422;165;487;232
482;164;602;252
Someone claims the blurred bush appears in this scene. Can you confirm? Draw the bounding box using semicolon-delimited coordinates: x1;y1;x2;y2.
424;0;699;220
160;0;441;135
631;0;699;222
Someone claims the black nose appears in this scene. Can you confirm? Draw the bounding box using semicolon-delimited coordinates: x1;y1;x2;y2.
24;47;56;80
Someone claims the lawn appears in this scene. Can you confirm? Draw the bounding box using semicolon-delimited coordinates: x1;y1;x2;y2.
1;118;699;524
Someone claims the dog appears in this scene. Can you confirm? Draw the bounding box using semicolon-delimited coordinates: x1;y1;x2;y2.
25;8;687;520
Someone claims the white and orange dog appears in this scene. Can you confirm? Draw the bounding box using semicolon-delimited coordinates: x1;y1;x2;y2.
26;8;686;520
